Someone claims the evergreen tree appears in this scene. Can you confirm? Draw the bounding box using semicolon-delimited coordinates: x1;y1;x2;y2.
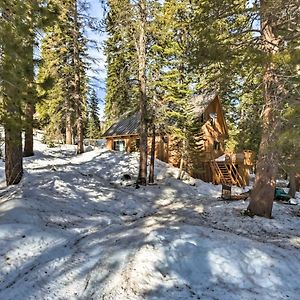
104;0;138;125
247;0;300;217
0;0;24;185
105;0;153;185
0;0;46;184
0;0;51;184
86;89;101;139
147;0;203;179
36;0;89;150
190;0;300;217
23;0;42;157
105;0;196;182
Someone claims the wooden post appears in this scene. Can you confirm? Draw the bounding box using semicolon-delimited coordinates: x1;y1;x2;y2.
222;184;231;200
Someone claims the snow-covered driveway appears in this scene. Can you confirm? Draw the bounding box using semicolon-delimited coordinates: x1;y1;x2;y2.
0;143;300;299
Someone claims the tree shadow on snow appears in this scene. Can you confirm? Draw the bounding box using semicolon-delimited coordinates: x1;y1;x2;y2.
0;148;299;299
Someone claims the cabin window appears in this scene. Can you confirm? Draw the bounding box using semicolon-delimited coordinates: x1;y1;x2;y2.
113;140;125;151
209;112;217;126
214;141;221;151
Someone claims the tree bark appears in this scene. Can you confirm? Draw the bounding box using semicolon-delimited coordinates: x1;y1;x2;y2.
136;0;148;186
24;45;35;156
177;153;185;180
23;6;35;157
177;132;187;180
247;1;284;218
296;174;300;193
5;126;23;185
148;125;155;184
73;0;84;154
23;102;34;157
1;1;24;185
65;108;73;145
288;172;300;198
288;171;296;198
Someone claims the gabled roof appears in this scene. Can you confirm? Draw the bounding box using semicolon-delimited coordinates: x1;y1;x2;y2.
102;91;221;138
189;90;218;118
102;113;140;137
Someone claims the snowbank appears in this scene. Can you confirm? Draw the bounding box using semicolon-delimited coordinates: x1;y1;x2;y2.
0;142;300;299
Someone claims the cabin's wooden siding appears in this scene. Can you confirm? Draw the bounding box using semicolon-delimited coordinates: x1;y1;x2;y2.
199;95;228;160
106;134;169;163
106;136;138;152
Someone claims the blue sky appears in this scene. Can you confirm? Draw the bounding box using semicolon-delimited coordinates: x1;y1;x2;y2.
87;0;107;117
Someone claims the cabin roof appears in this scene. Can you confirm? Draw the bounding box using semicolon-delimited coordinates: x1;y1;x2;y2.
103;90;220;138
189;90;218;118
102;113;140;137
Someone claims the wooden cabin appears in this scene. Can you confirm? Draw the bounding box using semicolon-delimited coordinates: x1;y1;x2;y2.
184;92;253;186
102;92;253;187
102;113;169;162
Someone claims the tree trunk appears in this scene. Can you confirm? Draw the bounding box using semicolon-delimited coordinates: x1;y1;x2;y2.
1;1;24;185
247;1;284;218
5;126;23;185
296;174;300;193
288;171;296;198
177;153;185;180
76;112;84;154
148;125;155;184
177;133;187;180
136;0;148;186
73;0;84;154
23;103;34;157
23;10;35;157
65;107;73;145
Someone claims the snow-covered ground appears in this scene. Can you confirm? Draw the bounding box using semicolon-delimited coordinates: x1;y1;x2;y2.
0;160;4;185
0;141;300;300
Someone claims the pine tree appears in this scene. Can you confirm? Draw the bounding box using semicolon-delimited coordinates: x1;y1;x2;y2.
23;0;41;157
73;0;84;154
190;0;264;156
190;0;299;217
37;0;75;144
104;0;138;125
0;1;29;184
105;0;152;185
0;0;52;184
105;0;196;183
148;0;195;178
36;0;88;150
86;89;101;139
247;0;300;217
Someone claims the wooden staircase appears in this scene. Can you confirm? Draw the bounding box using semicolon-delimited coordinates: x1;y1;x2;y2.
210;160;246;187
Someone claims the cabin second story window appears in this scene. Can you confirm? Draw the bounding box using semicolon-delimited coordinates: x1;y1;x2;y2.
113;140;125;151
209;112;217;127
